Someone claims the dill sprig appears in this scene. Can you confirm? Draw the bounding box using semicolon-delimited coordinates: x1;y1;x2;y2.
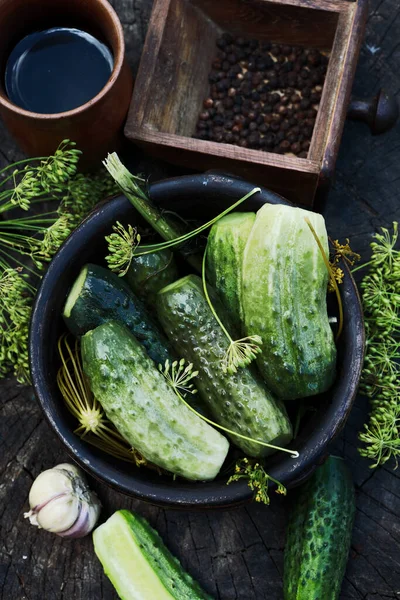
0;268;33;384
105;222;141;276
357;222;400;467
227;458;287;505
158;358;198;396
57;334;158;470
159;358;299;458
202;244;262;374
0;140;118;383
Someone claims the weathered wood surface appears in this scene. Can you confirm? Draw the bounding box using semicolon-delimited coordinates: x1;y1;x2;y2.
1;0;400;598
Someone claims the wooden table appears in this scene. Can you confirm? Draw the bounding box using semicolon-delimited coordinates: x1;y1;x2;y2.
1;1;399;598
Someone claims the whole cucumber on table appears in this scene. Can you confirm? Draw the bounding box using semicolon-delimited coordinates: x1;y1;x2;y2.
156;274;292;457
206;212;255;327
81;320;229;480
94;510;214;600
283;456;355;600
242;204;337;400
125;249;179;306
63;263;171;365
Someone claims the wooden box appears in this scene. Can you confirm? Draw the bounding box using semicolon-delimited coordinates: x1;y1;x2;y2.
125;0;368;207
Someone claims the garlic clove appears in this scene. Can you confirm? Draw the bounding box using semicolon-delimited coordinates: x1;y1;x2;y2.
36;495;81;533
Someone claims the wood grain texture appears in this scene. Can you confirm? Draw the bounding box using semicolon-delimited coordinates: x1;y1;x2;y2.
1;0;400;599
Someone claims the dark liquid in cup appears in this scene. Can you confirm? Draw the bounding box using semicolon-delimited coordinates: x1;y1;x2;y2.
5;27;114;114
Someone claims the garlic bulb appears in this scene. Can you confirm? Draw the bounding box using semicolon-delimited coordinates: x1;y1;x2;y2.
24;463;101;538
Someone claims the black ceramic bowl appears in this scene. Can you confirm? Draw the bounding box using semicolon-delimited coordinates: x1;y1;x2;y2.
30;173;365;509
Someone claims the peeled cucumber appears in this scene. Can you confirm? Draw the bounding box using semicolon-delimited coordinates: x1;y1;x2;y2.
206;212;255;326
242;204;336;400
156;275;293;457
81;321;229;480
93;510;213;600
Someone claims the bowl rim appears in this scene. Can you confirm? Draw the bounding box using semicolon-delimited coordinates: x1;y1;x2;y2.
29;173;365;508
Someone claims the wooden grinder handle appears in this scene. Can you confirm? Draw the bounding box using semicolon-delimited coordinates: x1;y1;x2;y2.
347;88;399;134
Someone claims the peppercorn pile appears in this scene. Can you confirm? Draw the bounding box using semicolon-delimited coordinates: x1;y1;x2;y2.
194;34;329;157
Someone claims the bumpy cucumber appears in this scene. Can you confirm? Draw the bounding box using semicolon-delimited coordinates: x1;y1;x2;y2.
125;249;179;305
242;204;336;400
63;263;171;365
81;321;229;480
283;456;355;600
207;212;255;326
156;275;292;457
93;510;213;600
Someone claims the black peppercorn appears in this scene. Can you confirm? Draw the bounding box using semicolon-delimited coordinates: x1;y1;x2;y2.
213;115;225;126
279;140;291;151
198;132;210;140
227;53;237;64
248;132;260;147
249;122;258;132
259;123;269;134
300;99;310;110
247;60;257;72
224;132;234;143
290;142;301;154
302;87;312;98
199;111;210;121
286;134;297;144
302;140;311;151
238;139;248;148
197;120;208;130
280;120;290;132
221;61;230;71
265;133;275;147
298;151;308;158
240;128;249;138
224;97;234;109
271;122;280;132
225;120;234;130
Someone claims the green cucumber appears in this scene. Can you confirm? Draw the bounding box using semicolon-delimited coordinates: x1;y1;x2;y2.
242;204;336;400
125;249;179;305
206;212;255;326
63;263;171;365
93;510;213;600
156;275;293;457
81;321;229;480
283;456;355;600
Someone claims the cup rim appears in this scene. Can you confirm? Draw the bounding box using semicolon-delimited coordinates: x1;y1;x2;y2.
0;0;125;119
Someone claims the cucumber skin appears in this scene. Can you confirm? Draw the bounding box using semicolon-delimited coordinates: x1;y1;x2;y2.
94;510;214;600
63;263;171;366
156;275;292;457
125;250;179;306
81;321;229;480
207;212;255;327
283;457;355;600
242;204;336;400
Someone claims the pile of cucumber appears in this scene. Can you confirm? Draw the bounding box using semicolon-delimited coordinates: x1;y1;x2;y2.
62;202;337;481
61;200;353;600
